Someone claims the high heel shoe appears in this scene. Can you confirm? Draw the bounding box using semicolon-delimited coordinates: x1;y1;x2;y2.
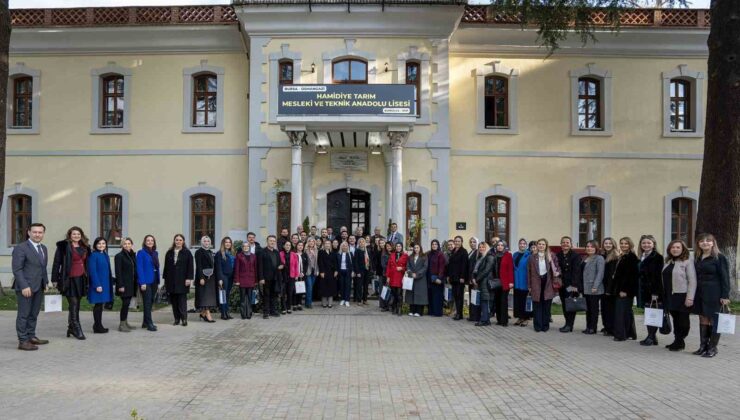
200;314;208;322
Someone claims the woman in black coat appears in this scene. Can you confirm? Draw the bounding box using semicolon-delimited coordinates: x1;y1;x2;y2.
693;233;732;358
612;237;639;342
52;226;92;340
163;234;194;326
637;235;664;346
446;236;468;321
317;240;337;308
600;237;619;336
114;237;138;332
467;237;481;322
194;236;217;323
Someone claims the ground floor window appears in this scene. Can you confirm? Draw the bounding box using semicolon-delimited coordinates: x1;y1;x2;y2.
484;195;509;245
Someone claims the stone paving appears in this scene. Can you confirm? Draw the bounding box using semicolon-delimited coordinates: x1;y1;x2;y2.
1;302;738;419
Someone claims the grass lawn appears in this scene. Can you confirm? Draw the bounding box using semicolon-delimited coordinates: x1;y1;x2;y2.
0;288;180;311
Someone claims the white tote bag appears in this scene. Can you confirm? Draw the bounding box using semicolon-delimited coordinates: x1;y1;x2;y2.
444;286;452;302
402;275;414;291
381;286;390;301
44;294;62;313
295;280;306;294
470;289;480;306
218;289;227;305
644;307;664;327
715;311;736;335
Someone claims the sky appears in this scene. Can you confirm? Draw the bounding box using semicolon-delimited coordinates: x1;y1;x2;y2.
10;0;713;9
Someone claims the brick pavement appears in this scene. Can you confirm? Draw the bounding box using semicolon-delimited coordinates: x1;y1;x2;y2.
0;303;738;419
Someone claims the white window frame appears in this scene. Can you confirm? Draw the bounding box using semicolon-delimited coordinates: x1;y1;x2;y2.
91;62;132;134
183;183;222;248
569;64;612;136
7;63;41;135
663;187;699;250
182;60;225;133
571;185;612;247
90;183;129;251
269;44;302;123
397;46;431;124
0;184;40;255
477;184;518;245
321;39;377;84
662;65;704;138
475;61;519;135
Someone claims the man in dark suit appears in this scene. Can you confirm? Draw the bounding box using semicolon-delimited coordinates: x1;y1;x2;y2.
12;223;50;351
258;235;281;319
387;222;404;246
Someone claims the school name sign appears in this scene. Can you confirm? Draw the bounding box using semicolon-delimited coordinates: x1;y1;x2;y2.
278;84;415;116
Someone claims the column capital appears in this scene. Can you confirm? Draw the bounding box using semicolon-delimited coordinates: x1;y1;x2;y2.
287;130;306;147
381;145;393;166
387;131;408;149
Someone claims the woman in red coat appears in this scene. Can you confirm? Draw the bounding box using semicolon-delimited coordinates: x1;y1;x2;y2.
385;242;408;316
492;240;514;326
233;242;257;319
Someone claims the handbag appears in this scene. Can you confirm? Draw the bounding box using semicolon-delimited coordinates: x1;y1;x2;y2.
487;278;502;291
218;289;227;305
470;289;480;306
643;301;664;327
659;304;672;335
714;304;736;334
44;293;62;313
402;275;414;291
295;280;306;294
564;296;586;312
444;286;453;302
381;286;390;301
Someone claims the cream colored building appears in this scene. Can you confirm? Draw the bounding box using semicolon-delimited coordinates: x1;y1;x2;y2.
1;2;716;283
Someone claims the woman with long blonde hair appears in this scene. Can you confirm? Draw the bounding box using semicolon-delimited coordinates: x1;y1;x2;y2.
599;237;620;336
215;237;235;320
527;238;560;332
692;233;731;357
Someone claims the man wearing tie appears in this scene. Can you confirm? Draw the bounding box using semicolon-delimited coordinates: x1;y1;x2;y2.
388;222;404;246
12;223;50;351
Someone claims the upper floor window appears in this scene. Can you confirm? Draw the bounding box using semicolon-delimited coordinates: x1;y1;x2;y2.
191;194;215;246
671;197;694;246
12;77;33;128
99;194;123;246
406;61;420;117
276;192;291;234
669;79;691;131
578;197;603;245
577;77;601;130
279;60;294;85
9;194;32;246
485;76;508;128
332;59;367;84
484;195;509;246
192;73;217;127
101;75;125;128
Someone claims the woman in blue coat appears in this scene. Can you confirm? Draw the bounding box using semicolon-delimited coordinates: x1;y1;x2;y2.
512;239;534;327
136;235;159;331
87;237;113;334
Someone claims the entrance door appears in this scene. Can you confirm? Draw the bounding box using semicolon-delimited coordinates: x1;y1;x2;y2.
327;189;370;235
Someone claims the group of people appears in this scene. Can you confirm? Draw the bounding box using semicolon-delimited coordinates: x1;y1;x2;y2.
11;222;732;359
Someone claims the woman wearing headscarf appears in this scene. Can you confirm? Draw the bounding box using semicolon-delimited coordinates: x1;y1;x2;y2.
491;240;514;326
471;241;494;326
427;239;446;317
214;237;235;320
194;236;217;323
512;239;534;326
466;236;481;322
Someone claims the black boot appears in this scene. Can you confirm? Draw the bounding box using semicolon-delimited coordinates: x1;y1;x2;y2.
693;325;711;355
68;300;86;340
703;333;720;358
640;327;658;346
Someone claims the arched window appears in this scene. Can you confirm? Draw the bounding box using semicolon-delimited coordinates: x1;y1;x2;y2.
484;76;508;128
406;61;420;117
406;192;422;246
578;77;601;130
101;75;124;128
99;194;122;246
279;60;294;85
671;197;694;245
578;197;603;245
191;194;215;246
332;59;367;84
276;192;292;234
670;79;691;131
484;195;509;245
192;73;217;127
12;76;33;128
10;194;32;245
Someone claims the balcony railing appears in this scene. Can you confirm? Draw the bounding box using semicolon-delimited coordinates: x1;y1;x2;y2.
10;6;238;27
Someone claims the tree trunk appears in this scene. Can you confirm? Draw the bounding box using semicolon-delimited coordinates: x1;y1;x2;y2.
696;0;740;296
0;1;8;296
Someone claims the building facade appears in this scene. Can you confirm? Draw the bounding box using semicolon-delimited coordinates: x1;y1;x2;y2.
1;2;715;283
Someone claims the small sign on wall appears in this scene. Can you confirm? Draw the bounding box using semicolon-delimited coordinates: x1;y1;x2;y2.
330;151;368;172
456;222;467;230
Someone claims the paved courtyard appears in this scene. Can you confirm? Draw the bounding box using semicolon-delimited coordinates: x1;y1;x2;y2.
1;303;738;419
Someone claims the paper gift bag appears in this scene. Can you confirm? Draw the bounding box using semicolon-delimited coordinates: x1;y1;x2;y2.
44;294;62;313
251;288;259;305
470;289;480;306
525;295;533;312
219;289;227;305
507;291;514;308
295;280;306;294
714;309;736;335
444;287;452;302
644;307;664;327
381;286;390;301
402;275;414;291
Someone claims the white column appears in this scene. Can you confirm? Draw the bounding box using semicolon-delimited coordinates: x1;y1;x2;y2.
383;146;393;232
302;151;315;224
389;133;407;238
289;132;303;232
